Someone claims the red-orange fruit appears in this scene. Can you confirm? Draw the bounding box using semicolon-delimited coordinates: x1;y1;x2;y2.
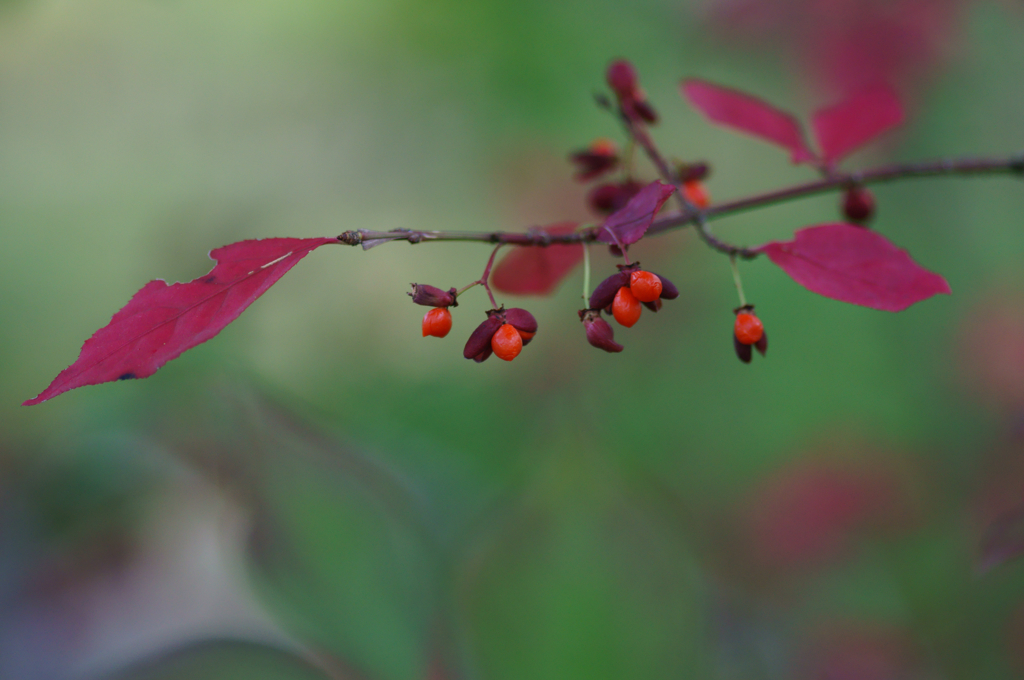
683;180;710;209
734;312;764;345
422;308;452;338
517;330;536;343
491;323;523;361
612;286;642;327
629;270;663;303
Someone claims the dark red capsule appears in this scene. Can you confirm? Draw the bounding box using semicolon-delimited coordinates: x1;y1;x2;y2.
463;315;503;360
755;331;768;356
587;180;644;214
643;298;662;312
580;309;624;353
505;308;538;335
656;274;679;300
842;185;875;224
734;335;753;364
676;161;710;183
589;270;632;310
409;283;456;308
632;98;658;124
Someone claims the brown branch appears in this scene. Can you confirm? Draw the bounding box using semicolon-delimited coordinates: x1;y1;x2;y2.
335;154;1024;255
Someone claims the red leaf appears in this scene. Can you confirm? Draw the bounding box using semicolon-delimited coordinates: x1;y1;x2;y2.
757;224;950;311
681;79;816;164
24;237;337;405
491;222;583;295
811;84;904;165
595;181;674;246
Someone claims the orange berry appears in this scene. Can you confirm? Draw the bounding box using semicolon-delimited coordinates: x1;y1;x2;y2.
612;286;642;327
422;308;452;338
683;180;710;209
734;313;764;345
517;330;535;343
629;270;663;303
589;137;617;157
491;323;523;361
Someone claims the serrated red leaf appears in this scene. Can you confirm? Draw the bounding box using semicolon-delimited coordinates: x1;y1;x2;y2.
24;237;337;405
491;222;583;295
811;84;904;166
757;224;950;311
681;79;816;164
595;181;674;246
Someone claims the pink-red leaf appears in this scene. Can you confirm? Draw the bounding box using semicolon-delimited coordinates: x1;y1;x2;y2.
595;181;674;246
491;222;583;295
681;79;816;164
811;84;904;165
24;237;337;405
757;223;950;311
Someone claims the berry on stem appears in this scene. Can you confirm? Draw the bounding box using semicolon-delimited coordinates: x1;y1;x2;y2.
733;305;768;363
464;308;537;363
630;270;663;302
682;179;710;209
422;308;452;338
842;185;875;224
734;312;764;345
491;324;523;361
580;309;624;353
612;286;642;327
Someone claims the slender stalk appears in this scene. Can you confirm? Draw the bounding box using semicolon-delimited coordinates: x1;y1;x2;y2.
581;242;591;306
730;255;747;308
334;154;1024;254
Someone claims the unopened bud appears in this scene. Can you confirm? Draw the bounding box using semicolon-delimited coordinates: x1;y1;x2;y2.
409;284;456;307
606;59;638;99
580;309;624;353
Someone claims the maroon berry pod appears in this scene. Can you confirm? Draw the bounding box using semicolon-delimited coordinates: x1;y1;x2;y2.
606;59;637;99
569;150;618;182
589;271;631;310
505;308;538;335
655;273;679;300
409;284;456;308
472;346;493;363
734;334;753;363
643;299;662;313
463;315;503;360
632;98;658;124
755;331;768;356
587;180;643;215
842;185;875;224
580;310;624;353
677;162;710;183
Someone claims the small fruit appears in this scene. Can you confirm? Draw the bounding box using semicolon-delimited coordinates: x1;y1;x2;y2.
606;59;638;99
733;305;768;363
734;313;764;345
682;180;710;209
842;185;875;224
422;308;452;338
630;270;663;303
612;286;642;327
580;309;624;353
491;323;523;361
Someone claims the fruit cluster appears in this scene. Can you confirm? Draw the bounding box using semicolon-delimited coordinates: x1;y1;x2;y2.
411;283;538;363
570;61;712;217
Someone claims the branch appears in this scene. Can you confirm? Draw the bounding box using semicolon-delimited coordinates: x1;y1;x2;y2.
336;154;1024;254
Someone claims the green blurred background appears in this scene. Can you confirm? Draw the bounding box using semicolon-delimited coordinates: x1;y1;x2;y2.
3;0;1024;678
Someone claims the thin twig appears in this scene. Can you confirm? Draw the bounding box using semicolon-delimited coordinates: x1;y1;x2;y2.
335;154;1024;254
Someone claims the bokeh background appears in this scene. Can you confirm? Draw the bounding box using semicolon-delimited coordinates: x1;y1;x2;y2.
3;0;1024;678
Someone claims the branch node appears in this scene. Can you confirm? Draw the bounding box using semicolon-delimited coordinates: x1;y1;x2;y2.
337;231;363;246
